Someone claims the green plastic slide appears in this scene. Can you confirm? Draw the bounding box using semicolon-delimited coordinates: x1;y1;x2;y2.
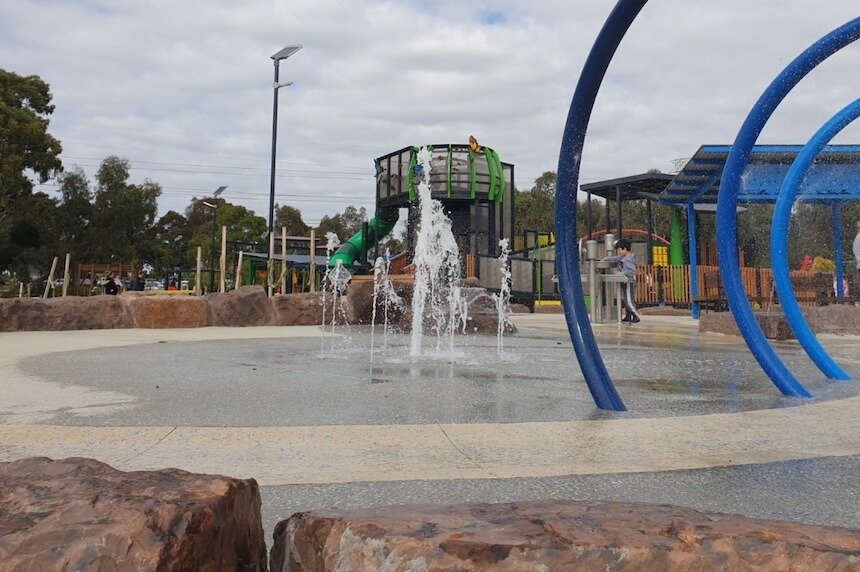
328;206;400;268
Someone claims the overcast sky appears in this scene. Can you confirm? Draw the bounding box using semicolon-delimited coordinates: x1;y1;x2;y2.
3;1;858;226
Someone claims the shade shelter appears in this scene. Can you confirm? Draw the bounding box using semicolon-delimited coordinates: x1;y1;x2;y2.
580;173;675;264
660;144;860;317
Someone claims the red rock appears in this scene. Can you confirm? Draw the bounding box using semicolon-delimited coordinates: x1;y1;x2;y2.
0;457;267;571
128;295;210;328
271;500;859;571
270;292;325;326
0;296;133;332
207;285;274;327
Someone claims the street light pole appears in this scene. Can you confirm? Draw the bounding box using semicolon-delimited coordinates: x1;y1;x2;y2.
268;45;302;238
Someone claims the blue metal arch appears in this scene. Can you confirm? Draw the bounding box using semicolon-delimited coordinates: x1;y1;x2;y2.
715;17;860;398
556;0;649;411
771;99;860;381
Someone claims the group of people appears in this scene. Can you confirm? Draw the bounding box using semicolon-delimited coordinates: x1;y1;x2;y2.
103;270;147;295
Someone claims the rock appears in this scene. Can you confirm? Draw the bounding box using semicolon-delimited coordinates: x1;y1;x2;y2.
699;310;795;340
207;285;273;327
271;500;859;572
465;314;517;335
128;295;210;328
0;296;133;332
508;303;531;314
345;278;409;326
270;292;325;326
802;304;860;335
0;457;267;571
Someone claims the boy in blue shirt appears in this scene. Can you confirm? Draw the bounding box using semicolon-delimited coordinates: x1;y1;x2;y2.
603;239;640;323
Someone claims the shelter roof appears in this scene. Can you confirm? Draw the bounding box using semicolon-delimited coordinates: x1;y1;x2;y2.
661;144;860;206
580;173;675;201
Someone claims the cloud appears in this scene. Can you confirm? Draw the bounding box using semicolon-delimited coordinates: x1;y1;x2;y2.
2;0;858;226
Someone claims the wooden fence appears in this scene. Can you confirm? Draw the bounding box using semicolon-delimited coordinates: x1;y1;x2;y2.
635;265;841;308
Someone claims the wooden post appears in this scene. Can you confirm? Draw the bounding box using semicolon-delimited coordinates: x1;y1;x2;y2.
18;282;24;298
43;256;58;298
220;225;227;293
268;232;275;297
196;246;202;295
61;253;71;297
309;229;316;292
281;226;287;294
235;251;244;289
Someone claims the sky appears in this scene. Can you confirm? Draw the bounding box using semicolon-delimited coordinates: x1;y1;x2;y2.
2;1;859;227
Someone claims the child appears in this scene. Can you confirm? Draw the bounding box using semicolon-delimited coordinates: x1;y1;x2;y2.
602;239;640;323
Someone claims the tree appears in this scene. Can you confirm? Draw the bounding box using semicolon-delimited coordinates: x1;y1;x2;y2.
55;167;94;257
315;205;367;241
90;156;161;264
531;171;557;200
273;204;310;236
0;69;63;202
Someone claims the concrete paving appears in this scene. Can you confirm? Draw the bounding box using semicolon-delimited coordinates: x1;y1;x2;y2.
1;315;858;541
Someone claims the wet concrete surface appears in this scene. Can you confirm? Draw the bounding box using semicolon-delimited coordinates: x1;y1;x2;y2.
4;317;859;545
19;327;860;426
258;455;860;542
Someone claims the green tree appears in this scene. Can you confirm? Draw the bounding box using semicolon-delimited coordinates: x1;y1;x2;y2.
0;70;64;277
152;210;189;269
0;70;63;202
55;167;94;258
531;171;557;200
315;205;367;241
90;156;161;264
273;204;310;236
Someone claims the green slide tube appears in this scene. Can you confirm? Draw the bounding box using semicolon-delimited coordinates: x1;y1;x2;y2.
328;206;400;268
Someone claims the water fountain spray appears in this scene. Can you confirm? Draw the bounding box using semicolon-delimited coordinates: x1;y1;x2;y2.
409;147;466;358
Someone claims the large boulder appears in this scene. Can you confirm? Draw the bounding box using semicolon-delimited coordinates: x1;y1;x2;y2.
128;295;210;328
0;457;267;571
802;304;860;335
0;296;133;332
207;285;274;327
270;292;325;326
271;500;859;571
345;277;409;326
699;310;795;340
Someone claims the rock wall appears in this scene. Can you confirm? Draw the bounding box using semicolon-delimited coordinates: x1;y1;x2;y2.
0;457;267;571
699;306;860;339
271;500;860;571
0;283;518;334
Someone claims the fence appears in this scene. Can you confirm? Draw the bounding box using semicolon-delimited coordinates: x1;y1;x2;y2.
468;254;842;310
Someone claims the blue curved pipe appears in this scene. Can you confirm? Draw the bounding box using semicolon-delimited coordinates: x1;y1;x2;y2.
771;99;860;381
556;0;648;412
716;17;860;398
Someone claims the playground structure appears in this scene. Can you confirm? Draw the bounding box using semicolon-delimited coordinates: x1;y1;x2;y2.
555;1;859;411
328;141;514;274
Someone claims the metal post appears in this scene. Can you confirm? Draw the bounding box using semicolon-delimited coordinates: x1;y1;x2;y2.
268;61;280;238
832;203;845;299
210;203;218;293
615;184;622;238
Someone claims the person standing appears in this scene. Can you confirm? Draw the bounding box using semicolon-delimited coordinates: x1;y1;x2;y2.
104;271;119;295
853;219;860;301
602;239;641;324
131;271;146;291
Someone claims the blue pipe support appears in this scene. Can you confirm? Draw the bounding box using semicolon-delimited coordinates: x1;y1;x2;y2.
833;203;845;299
716;17;860;398
686;204;700;320
771;98;860;381
556;0;648;411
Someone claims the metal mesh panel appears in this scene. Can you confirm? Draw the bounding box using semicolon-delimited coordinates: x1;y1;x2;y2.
511;258;532;293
